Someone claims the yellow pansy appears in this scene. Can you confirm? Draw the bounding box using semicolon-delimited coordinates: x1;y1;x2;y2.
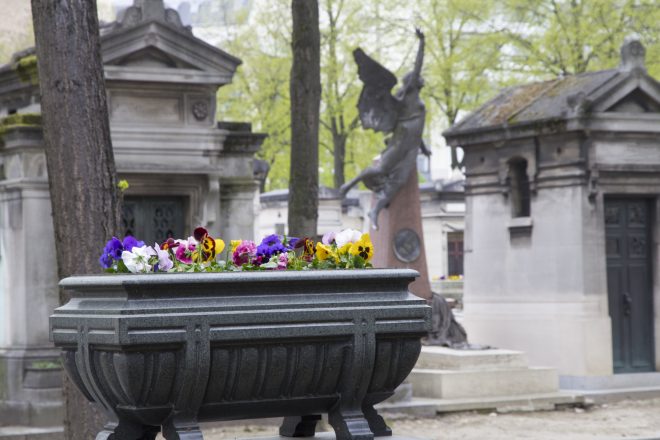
215;239;225;255
231;240;242;253
349;233;374;261
193;236;224;262
316;243;338;262
338;243;352;255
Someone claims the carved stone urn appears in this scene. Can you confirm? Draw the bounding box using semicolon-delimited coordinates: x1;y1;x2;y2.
50;269;430;440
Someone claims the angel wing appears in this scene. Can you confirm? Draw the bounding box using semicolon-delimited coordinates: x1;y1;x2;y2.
353;48;399;133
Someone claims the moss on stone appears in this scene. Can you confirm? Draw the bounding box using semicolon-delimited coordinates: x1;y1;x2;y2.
29;360;61;370
13;54;38;85
0;113;42;138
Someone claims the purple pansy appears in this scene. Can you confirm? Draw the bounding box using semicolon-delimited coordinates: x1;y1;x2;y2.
286;237;299;250
257;234;287;260
99;236;147;269
122;236;145;252
99;237;123;269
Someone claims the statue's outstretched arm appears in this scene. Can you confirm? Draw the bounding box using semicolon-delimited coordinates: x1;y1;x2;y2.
411;28;425;87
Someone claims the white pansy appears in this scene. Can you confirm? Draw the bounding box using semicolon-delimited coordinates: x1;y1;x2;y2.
121;245;156;273
334;229;363;247
154;243;173;272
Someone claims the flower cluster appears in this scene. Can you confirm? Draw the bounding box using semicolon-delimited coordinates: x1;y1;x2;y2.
100;227;374;274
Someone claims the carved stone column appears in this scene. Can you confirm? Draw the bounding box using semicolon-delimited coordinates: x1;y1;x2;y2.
0;123;62;426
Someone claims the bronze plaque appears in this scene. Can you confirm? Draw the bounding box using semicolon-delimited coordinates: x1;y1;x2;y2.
393;228;421;263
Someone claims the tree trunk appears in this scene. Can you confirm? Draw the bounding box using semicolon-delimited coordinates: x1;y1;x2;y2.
288;0;320;238
31;0;120;437
332;127;346;190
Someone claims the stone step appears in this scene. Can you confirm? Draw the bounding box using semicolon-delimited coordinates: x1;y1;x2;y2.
562;385;660;404
409;366;559;399
244;434;420;440
411;392;584;413
416;346;528;371
0;426;63;440
560;372;660;390
375;399;438;419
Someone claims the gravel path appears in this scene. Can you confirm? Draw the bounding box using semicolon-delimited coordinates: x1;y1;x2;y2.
186;398;660;440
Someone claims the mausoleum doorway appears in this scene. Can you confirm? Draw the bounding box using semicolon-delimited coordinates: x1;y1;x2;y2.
605;197;655;373
122;195;186;245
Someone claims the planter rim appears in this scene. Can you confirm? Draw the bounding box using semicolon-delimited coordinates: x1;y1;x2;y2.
60;268;420;289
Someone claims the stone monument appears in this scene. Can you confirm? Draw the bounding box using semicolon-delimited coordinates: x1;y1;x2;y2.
0;0;264;429
340;29;432;299
443;38;660;386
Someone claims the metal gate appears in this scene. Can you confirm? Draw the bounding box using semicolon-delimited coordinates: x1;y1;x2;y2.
605;198;654;373
122;196;185;246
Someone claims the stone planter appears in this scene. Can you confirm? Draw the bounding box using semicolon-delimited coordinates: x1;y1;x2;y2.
50;269;430;440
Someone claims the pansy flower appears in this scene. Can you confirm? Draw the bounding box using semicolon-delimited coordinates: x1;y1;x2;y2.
122;236;145;252
99;237;123;269
285;237;300;250
335;229;362;248
192;227;225;263
257;234;287;260
99;236;145;269
321;231;336;245
233;240;257;266
121;245;156;273
174;237;197;264
154;243;173;272
315;243;338;262
349;233;374;261
277;252;289;270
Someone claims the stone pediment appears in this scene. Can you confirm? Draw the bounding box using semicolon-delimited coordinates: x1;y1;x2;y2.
590;75;660;114
113;47;197;69
100;2;241;86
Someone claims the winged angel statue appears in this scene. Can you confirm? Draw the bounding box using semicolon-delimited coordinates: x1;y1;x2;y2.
339;29;430;229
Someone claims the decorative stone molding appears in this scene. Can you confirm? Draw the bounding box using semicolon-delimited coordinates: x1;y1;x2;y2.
620;38;646;72
191;100;209;121
111;0;192;35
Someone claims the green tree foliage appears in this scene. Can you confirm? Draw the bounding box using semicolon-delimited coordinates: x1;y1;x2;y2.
412;0;506;168
216;1;293;190
217;0;399;191
500;0;660;77
319;0;383;189
217;0;660;188
415;0;505;126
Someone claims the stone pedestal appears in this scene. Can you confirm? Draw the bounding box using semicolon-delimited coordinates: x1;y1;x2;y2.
371;164;431;299
0;126;63;427
406;346;581;412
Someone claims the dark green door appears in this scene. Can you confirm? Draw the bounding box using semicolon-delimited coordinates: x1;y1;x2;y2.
122;196;185;246
605;198;654;373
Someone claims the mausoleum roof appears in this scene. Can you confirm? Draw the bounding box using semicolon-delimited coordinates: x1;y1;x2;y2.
444;39;660;144
0;0;241;99
449;69;620;132
99;0;241;86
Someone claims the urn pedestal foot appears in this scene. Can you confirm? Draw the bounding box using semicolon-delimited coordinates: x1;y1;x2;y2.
328;409;374;440
162;419;203;440
280;414;322;437
362;405;392;437
96;421;160;440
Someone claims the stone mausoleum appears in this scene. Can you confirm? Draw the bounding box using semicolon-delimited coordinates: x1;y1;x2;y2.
444;39;660;387
0;0;263;426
